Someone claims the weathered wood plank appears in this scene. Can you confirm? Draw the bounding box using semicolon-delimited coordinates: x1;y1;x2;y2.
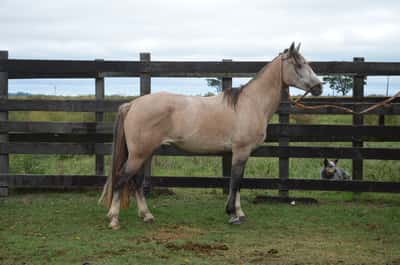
0;50;9;196
1;143;399;160
151;177;400;193
222;61;233;194
140;53;152;194
3;122;400;142
0;142;111;155
95;61;105;176
0;99;128;112
1;99;399;114
0;121;114;134
3;60;400;78
5;175;400;193
279;90;290;197
352;57;365;181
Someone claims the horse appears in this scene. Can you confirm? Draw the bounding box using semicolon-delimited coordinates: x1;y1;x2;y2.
99;42;323;229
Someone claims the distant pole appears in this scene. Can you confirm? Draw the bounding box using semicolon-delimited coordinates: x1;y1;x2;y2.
0;51;9;196
379;76;390;127
386;76;390;96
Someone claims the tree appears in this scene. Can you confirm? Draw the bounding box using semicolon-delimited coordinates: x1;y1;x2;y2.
322;75;353;96
206;78;222;93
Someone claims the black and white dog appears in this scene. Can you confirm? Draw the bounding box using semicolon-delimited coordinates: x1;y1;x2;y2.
320;158;351;180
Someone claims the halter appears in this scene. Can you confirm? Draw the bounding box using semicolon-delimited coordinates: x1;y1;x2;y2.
279;54;400;115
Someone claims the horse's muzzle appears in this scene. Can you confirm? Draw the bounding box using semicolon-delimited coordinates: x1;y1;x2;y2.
310;83;323;96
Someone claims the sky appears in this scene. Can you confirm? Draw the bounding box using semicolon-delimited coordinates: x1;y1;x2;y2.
1;0;400;96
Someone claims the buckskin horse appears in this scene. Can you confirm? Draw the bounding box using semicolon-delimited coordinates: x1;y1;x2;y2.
99;42;323;229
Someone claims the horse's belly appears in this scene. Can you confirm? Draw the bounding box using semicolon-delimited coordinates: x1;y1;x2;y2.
163;136;232;153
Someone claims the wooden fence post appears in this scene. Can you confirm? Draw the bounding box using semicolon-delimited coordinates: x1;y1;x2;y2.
222;59;232;194
0;51;9;196
352;57;365;180
378;115;385;126
95;59;105;176
278;89;290;198
140;53;152;195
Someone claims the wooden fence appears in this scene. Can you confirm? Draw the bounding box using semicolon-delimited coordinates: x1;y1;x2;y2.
1;51;400;196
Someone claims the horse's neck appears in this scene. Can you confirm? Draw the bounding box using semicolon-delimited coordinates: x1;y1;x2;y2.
241;57;283;119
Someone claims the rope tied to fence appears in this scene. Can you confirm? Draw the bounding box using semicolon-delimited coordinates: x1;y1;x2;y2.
288;89;400;115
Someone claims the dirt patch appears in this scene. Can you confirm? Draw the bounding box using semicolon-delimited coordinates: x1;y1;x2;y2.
249;249;280;264
391;257;400;265
134;225;227;256
135;224;205;244
165;241;228;255
20;196;32;205
366;223;380;230
54;249;68;257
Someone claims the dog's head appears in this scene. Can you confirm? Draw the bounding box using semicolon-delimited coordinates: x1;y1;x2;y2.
323;158;338;176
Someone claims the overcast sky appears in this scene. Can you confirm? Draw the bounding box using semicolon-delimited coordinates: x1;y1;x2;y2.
1;0;400;61
1;0;400;95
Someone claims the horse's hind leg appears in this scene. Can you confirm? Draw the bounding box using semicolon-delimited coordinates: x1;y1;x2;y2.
134;157;154;222
108;154;149;229
135;186;154;222
108;160;135;230
108;190;121;229
120;153;155;223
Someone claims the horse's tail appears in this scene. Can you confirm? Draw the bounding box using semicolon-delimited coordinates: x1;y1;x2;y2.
98;102;132;209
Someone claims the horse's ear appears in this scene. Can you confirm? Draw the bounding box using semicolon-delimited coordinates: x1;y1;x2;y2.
296;42;301;52
324;158;328;166
334;159;339;165
288;42;298;58
289;42;295;54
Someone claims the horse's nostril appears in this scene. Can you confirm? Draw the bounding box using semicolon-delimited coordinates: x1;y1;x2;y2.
311;84;322;96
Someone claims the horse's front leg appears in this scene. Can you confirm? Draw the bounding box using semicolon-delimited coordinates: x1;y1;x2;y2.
225;147;250;224
235;191;246;221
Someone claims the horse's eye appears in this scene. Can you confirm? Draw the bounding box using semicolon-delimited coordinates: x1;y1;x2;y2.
296;64;302;69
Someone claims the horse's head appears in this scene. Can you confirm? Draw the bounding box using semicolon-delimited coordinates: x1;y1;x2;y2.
281;42;322;96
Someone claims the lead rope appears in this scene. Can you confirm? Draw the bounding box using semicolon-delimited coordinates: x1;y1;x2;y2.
279;55;400;114
289;88;400;114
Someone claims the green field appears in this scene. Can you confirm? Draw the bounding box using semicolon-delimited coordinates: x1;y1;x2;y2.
1;190;400;264
2;95;400;264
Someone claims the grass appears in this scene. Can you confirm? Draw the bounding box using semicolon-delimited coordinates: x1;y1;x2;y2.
1;190;400;264
10;154;399;182
2;95;400;264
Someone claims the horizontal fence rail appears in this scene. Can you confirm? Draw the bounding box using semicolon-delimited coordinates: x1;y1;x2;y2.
1;143;400;160
2;122;400;142
2;60;400;78
1;98;400;114
5;175;400;193
0;53;399;195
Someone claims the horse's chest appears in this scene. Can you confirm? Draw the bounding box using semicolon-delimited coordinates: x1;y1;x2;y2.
234;119;267;145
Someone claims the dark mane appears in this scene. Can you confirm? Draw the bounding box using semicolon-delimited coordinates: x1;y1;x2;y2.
223;85;245;109
222;54;283;110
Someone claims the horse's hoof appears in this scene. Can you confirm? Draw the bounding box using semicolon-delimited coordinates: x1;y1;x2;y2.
143;214;155;223
110;224;121;230
109;221;120;230
228;216;241;225
238;215;246;222
109;216;120;230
